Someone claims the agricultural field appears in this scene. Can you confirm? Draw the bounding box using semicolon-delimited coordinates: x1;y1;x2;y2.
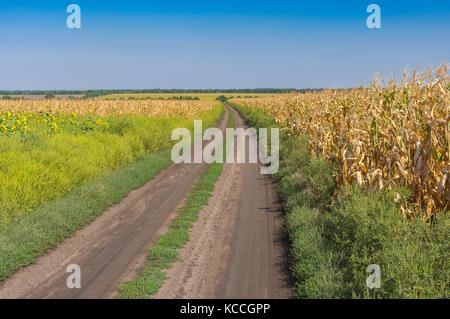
230;64;450;217
0;99;223;225
97;93;276;101
1;0;449;307
228;64;449;298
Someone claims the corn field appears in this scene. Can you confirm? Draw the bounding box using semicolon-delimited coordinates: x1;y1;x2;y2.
231;64;449;217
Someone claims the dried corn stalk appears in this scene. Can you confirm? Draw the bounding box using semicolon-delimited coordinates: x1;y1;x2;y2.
232;63;449;217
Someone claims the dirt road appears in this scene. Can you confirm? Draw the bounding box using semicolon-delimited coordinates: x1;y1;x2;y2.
155;106;293;299
0;105;292;299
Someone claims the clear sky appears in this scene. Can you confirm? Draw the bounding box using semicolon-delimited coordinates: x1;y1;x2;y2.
0;0;449;90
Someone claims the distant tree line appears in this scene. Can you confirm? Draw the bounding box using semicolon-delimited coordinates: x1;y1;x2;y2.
124;96;201;101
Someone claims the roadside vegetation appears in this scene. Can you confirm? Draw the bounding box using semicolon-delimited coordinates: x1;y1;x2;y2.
0;150;172;281
230;63;449;299
117;107;235;299
0;100;224;281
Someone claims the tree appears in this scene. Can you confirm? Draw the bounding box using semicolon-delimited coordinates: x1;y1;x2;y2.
216;95;228;103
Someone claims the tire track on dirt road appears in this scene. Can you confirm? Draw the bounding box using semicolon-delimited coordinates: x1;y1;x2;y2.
155;105;293;299
0;109;229;299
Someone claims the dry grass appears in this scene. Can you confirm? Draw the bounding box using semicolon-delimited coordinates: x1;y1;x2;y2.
231;64;449;217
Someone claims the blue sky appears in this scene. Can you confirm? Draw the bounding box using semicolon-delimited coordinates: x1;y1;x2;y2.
0;0;449;90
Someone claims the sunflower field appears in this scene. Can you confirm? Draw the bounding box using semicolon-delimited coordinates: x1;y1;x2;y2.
0;100;223;225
